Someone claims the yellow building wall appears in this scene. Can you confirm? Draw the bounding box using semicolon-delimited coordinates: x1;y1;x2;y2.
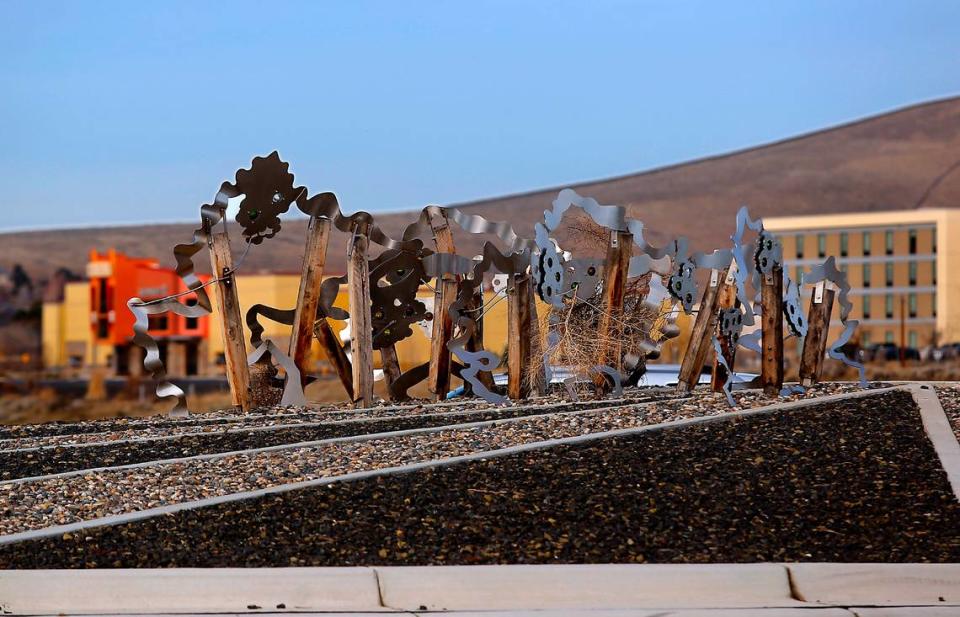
41;302;64;368
766;208;960;345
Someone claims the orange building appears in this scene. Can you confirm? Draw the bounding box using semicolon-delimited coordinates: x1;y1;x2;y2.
43;250;211;377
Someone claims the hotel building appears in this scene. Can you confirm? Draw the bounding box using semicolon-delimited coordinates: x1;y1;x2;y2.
764;209;960;348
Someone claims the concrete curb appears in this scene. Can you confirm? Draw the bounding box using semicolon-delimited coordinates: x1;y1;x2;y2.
789;563;960;606
0;386;900;546
1;564;958;614
907;384;960;500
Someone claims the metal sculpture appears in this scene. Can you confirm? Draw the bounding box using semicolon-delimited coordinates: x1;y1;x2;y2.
129;152;866;415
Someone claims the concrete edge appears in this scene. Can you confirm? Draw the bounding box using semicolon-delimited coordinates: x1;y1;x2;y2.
0;567;389;615
907;384;960;500
1;396;674;486
0;385;902;546
2;563;959;615
787;562;960;606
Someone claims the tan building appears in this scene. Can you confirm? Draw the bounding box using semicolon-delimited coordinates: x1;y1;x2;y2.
764;209;960;348
42;270;516;378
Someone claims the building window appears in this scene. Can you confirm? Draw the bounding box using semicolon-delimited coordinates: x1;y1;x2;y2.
97;318;109;340
932;229;937;254
148;314;169;331
795;266;804;283
933;260;937;285
885;262;894;287
863;263;871;287
795;235;805;259
840;232;848;257
817;233;826;258
185;298;199;330
861;331;871;346
908;229;917;255
885;331;894;344
863;231;872;256
885;294;894;319
908;331;918;349
933;291;937;317
908;261;917;286
908;293;917;318
862;296;871;319
885;230;894;255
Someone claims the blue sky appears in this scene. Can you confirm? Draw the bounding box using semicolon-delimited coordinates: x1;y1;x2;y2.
2;1;959;230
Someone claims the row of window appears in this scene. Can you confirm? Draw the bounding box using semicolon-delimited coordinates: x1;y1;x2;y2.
861;330;922;348
793;261;937;287
795;228;936;259
859;292;935;320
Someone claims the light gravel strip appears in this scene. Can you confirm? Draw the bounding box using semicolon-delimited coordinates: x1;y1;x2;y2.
0;399;711;535
0;384;869;486
0;395;662;452
0;398;674;486
0;386;903;546
0;386;897;538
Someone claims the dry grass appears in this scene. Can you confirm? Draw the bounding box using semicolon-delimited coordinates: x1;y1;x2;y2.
527;275;669;396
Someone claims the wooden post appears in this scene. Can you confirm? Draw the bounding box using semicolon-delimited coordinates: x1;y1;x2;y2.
799;281;835;387
528;280;547;396
289;216;332;386
760;264;785;395
380;344;403;400
594;229;633;390
711;262;740;392
463;282;496;394
677;269;722;394
507;273;533;400
427;206;457;401
347;221;374;408
208;231;252;411
312;316;353;397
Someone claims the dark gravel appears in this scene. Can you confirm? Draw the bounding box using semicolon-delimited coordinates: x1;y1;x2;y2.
935;386;960;441
2;390;957;567
0;404;602;480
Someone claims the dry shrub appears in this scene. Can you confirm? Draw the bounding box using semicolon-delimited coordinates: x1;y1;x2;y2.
527;274;672;396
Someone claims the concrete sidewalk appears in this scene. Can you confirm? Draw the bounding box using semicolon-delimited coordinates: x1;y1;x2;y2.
1;564;957;616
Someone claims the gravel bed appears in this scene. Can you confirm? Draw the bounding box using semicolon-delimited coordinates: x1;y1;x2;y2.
3;390;955;567
0;384;876;481
0;402;635;481
935;386;960;441
0;397;635;450
0;394;739;536
0;394;532;440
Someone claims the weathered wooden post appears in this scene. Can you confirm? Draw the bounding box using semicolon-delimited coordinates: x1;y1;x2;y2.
594;229;633;391
528;280;547;396
760;264;785;395
380;345;403;400
208;231;252;411
347;220;374;408
507;273;534;400
799;281;835;387
288;215;332;387
677;269;722;394
312;316;353;396
427;206;457;401
711;261;740;392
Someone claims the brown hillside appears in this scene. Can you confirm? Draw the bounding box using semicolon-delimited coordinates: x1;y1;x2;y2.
5;96;960;281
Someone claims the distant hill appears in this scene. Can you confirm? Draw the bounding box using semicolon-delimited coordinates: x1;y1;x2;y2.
4;96;960;281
